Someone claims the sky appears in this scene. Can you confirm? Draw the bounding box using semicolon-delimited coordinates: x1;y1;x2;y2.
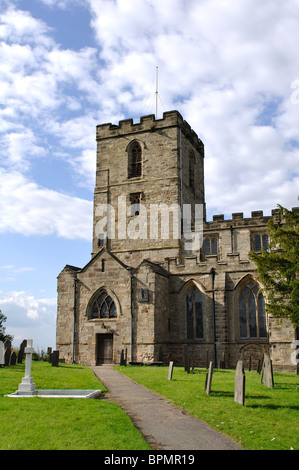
0;0;298;351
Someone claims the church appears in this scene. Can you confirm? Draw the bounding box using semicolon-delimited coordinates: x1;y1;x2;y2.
56;110;298;372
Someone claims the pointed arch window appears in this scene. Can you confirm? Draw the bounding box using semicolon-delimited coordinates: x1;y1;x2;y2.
128;142;142;178
186;286;204;339
239;279;267;339
91;291;117;319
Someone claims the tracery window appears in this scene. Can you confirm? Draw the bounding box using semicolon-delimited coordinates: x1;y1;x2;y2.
239;280;267;339
90;291;117;319
186;286;204;339
128;142;142;178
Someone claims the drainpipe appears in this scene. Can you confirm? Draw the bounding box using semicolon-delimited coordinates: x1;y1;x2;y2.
72;272;78;364
130;269;134;363
210;267;217;367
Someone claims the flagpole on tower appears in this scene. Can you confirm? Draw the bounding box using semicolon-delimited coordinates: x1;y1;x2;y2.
155;66;159;118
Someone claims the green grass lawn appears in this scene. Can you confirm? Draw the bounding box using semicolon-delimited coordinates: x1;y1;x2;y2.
116;365;299;451
0;362;151;450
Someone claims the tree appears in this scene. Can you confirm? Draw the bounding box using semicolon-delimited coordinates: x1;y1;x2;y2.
0;309;14;343
249;204;299;328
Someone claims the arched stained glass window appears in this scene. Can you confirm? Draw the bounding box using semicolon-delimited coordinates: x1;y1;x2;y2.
91;291;117;319
186;286;204;339
239;280;267;339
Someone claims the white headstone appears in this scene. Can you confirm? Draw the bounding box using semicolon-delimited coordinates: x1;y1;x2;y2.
168;361;174;380
234;360;245;405
18;339;37;395
0;340;4;365
205;361;213;395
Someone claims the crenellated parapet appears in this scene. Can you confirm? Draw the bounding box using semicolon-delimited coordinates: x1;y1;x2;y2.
205;207;299;231
96;110;204;153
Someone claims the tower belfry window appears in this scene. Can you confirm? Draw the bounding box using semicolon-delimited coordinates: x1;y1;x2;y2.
128;142;142;178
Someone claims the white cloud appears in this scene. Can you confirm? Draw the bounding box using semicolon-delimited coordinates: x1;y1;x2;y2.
0;290;57;349
0;169;93;239
0;7;53;46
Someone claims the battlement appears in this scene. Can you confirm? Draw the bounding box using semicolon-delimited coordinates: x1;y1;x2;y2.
205;207;299;230
96;110;204;151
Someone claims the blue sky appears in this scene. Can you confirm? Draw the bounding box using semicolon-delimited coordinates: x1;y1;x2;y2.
0;0;298;350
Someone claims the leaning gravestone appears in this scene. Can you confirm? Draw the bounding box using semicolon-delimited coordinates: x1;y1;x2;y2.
205;361;213;395
234;360;245;405
168;361;174;380
261;353;274;389
0;340;4;366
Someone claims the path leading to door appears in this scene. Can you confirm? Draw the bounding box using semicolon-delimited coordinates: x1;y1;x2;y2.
92;365;243;451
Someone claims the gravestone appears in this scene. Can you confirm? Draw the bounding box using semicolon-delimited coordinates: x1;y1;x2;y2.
120;349;126;366
205;361;213;395
234;360;245;405
261;353;274;389
168;361;174;380
10;351;17;366
0;340;4;366
18;339;37;395
4;340;11;366
47;347;52;362
52;350;59;367
17;339;27;364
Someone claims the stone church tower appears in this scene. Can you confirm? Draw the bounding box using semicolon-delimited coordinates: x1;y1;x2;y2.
56;111;298;372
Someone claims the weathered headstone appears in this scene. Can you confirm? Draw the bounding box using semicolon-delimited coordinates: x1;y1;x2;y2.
234;360;245;405
168;361;174;380
18;339;36;395
10;351;17;366
17;339;27;364
205;361;213;395
0;340;4;366
261;353;274;389
4;341;11;366
52;350;59;367
47;347;52;362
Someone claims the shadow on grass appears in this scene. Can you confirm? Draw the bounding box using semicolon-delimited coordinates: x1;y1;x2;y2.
274;383;299;390
248;404;299;411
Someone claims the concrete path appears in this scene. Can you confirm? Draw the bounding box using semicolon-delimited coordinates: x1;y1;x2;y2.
92;365;242;451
